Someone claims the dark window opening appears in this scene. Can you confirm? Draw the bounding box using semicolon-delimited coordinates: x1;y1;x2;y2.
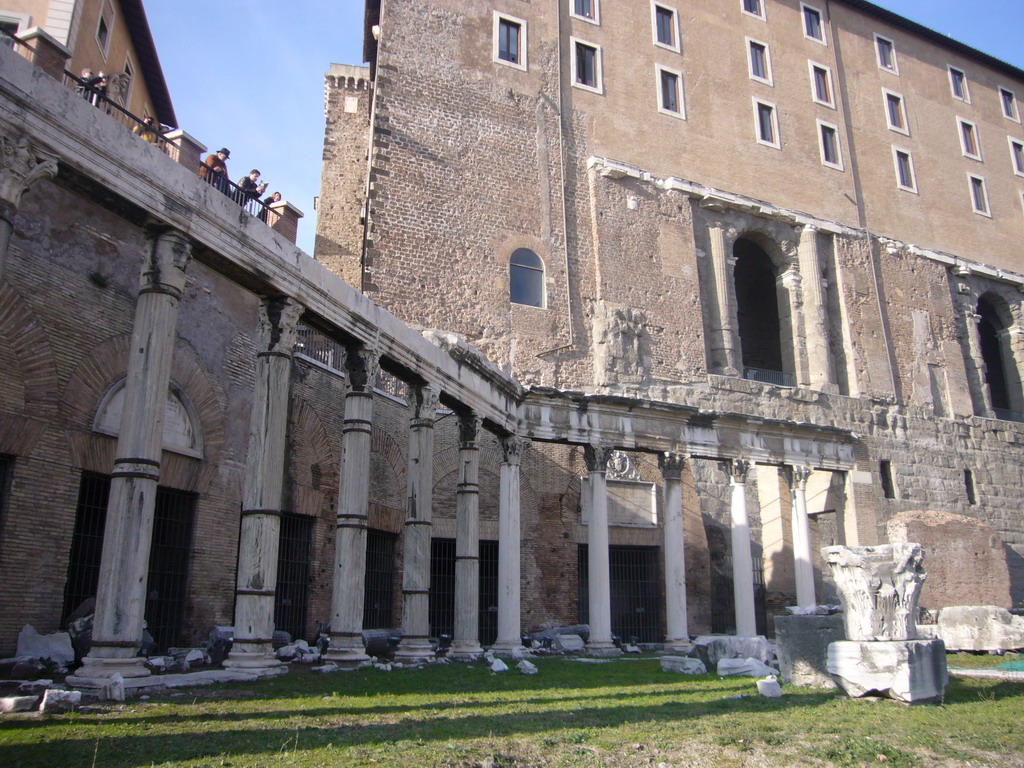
578;545;662;643
497;18;521;65
756;102;776;144
0;454;12;526
812;66;831;103
96;16;109;51
880;460;896;500
964;469;977;506
575;42;598;88
275;513;313;642
710;552;767;636
510;247;544;307
479;540;499;646
655;6;674;47
803;7;822;41
734;238;785;382
977;296;1012;412
574;0;596;20
429;538;500;644
743;0;762;15
749;42;768;80
364;528;397;629
660;70;679;113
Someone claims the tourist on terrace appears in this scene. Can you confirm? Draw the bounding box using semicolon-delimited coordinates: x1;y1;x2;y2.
200;148;230;195
258;191;282;222
237;169;268;207
132;115;161;145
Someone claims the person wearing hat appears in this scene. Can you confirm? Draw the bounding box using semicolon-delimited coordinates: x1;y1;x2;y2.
200;147;231;195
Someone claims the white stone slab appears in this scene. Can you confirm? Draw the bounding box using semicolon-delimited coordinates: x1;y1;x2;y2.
717;658;779;677
16;625;74;665
936;606;1024;651
660;656;707;675
827;639;947;703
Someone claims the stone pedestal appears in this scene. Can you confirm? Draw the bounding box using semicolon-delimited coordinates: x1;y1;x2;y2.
827;639;948;703
774;613;844;688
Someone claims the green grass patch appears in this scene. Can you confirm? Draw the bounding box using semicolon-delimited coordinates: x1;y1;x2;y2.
0;658;1021;767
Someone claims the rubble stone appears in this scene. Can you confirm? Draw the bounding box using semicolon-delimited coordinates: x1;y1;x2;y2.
40;689;81;714
660;656;707;675
935;605;1024;651
717;658;779;677
756;676;783;698
16;625;74;666
827;639;948;703
0;695;39;713
689;635;772;670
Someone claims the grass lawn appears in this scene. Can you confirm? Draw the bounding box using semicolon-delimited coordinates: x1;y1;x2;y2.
1;656;1022;768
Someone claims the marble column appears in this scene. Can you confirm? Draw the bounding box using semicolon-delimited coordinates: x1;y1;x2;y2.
449;412;484;660
728;459;758;637
584;444;621;656
781;266;809;386
492;435;525;655
68;230;192;687
798;226;834;390
709;222;740;376
955;284;990;416
224;297;303;675
395;384;439;662
324;345;380;666
0;132;58;281
790;465;817;608
660;452;690;651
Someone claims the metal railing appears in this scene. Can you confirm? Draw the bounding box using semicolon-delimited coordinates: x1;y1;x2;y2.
62;69;175;147
743;366;796;387
198;160;271;219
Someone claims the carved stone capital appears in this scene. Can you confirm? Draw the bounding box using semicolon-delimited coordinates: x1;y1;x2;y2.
500;434;524;465
607;450;641;481
260;297;304;355
346;343;381;392
584;444;613;474
458;412;482;449
658;452;686;479
406;384;439;424
141;230;191;296
791;464;812;489
728;459;750;483
0;132;58;212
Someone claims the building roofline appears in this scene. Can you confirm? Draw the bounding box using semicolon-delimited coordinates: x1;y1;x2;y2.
835;0;1024;82
117;0;176;128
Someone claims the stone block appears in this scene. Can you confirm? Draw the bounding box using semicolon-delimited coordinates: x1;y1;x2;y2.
552;634;585;653
689;635;772;669
756;676;782;698
717;658;779;677
40;688;82;714
827;639;947;704
660;656;707;675
0;695;39;713
936;605;1024;651
16;625;74;665
774;614;845;688
516;659;538;675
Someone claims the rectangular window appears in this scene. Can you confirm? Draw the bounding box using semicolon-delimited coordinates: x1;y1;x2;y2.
275;513;314;643
1010;137;1024;176
657;66;684;117
747;39;772;85
964;469;977;506
571;39;602;93
948;66;969;102
875;34;897;74
653;3;679;51
884;90;908;134
959;118;981;160
801;4;824;44
893;148;917;192
364;529;397;629
880;460;896;499
809;62;834;107
968;174;991;217
1000;87;1020;122
753;99;780;148
96;1;113;57
572;0;600;24
122;56;134;106
493;13;527;70
742;0;765;20
818;120;843;170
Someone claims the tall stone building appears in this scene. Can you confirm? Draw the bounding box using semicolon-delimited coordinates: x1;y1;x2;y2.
317;0;1024;630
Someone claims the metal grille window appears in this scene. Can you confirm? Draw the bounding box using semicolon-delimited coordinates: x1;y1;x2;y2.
62;473;111;621
275;513;313;642
364;529;397;629
0;454;11;526
429;538;456;638
295;322;345;374
479;540;499;646
710;553;767;635
578;545;663;643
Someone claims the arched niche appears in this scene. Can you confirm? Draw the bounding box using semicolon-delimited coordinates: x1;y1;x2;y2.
93;380;204;458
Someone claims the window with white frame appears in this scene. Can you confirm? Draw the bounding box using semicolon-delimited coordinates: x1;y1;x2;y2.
801;4;825;44
968;174;990;216
747;38;772;85
493;12;527;70
958;118;982;160
96;0;114;58
571;38;602;93
892;147;917;192
571;0;600;25
742;0;765;21
948;66;969;103
1010;137;1024;176
883;89;908;134
809;61;834;107
875;34;897;74
657;66;684;117
1000;87;1020;122
652;3;680;52
0;12;30;46
753;98;780;148
121;56;134;106
818;120;843;170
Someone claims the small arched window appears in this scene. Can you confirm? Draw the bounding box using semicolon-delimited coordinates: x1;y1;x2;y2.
509;248;545;307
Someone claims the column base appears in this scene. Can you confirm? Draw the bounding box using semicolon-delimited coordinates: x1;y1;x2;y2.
394;637;435;663
66;656;151;689
448;642;484;661
222;650;289;677
663;639;693;653
586;642;623;658
489;641;526;658
322;646;374;668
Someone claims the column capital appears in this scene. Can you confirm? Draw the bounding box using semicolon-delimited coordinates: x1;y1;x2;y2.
259;296;304;356
458;411;482;448
346;343;381;392
584;443;613;474
500;434;524;465
406;384;440;423
658;452;687;479
791;464;812;488
141;230;192;297
0;131;58;213
728;458;750;483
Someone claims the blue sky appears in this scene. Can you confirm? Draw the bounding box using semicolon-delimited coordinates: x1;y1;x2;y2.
144;1;1023;256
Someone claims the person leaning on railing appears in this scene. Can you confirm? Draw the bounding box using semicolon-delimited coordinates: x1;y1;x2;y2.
132;114;161;145
237;169;268;207
258;191;282;223
199;148;231;195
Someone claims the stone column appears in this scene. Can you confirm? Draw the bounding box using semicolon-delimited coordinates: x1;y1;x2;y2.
790;465;816;609
449;412;484;660
954;282;990;416
709;222;740;376
584;444;621;656
492;435;525;655
223;297;303;675
0;132;58;281
324;345;380;666
395;384;439;662
68;230;192;687
781;266;810;387
798;226;834;390
729;459;758;637
660;452;690;651
1006;325;1024;414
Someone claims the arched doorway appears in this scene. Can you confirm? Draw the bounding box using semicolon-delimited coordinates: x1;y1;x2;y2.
976;294;1019;417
